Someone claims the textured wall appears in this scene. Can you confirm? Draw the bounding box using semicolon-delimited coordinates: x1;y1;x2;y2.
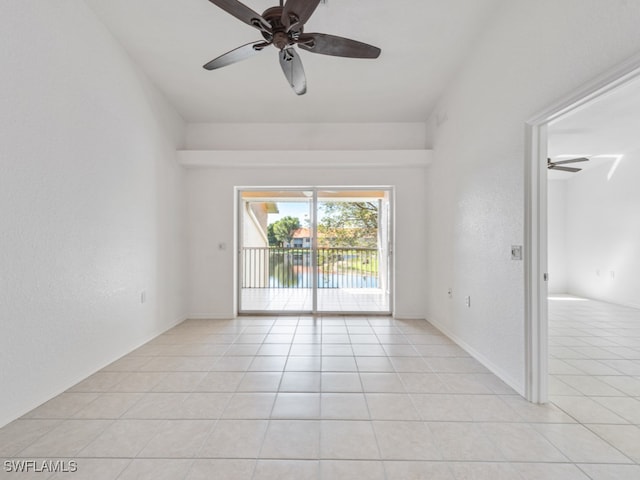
547;181;568;294
565;153;640;308
185;123;429;151
185;163;427;319
425;0;640;393
0;1;187;427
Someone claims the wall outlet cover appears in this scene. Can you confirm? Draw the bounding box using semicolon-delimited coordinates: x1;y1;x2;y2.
511;245;523;261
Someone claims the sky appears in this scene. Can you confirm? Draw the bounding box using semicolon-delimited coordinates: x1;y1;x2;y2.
268;201;312;226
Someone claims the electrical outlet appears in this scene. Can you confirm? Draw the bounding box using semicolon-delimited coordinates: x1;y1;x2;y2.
465;296;471;308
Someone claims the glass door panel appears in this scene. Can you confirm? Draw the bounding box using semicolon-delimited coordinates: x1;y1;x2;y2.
316;190;391;313
240;190;313;312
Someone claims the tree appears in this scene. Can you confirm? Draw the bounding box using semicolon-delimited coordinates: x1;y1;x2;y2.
269;216;301;247
318;201;378;247
267;223;278;246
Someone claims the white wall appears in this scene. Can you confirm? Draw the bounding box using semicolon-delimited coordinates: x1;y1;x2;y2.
564;155;640;308
184;161;427;319
547;181;568;293
424;0;640;393
186;123;428;151
0;1;186;427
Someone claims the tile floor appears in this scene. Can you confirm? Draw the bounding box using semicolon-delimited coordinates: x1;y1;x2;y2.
547;295;640;473
1;297;639;479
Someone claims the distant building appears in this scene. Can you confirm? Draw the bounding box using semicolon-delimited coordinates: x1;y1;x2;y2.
284;227;376;248
285;227;312;248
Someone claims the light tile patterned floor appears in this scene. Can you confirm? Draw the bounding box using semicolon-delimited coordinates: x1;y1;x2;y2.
1;300;639;479
548;295;640;472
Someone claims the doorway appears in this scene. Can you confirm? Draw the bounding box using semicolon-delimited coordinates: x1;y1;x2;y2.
525;55;640;403
238;187;393;315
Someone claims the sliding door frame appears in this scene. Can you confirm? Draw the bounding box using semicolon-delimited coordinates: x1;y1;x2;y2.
236;185;394;316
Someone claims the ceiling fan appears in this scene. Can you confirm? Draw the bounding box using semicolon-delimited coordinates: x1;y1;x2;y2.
547;157;589;173
203;0;381;95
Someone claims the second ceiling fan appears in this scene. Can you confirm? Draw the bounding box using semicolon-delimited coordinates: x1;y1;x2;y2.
547;157;589;173
203;0;381;95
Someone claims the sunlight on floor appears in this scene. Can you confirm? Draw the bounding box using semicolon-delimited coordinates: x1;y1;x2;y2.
548;295;589;302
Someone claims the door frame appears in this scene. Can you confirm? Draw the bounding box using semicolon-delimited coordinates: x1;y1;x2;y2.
524;53;640;403
236;185;394;316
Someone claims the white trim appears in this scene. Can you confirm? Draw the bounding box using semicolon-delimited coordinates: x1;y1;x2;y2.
233;188;240;318
392;315;429;321
528;52;640;125
524;123;549;403
178;150;432;168
186;314;237;320
312;190;318;313
235;186;395;316
524;51;640;404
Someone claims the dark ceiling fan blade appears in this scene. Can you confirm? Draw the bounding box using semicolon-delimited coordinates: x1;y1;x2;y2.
298;33;381;58
550;157;589;165
208;0;271;31
203;41;269;70
549;165;582;173
282;0;321;28
279;48;307;95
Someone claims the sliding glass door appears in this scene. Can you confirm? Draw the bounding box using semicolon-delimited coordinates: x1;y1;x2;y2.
238;188;392;314
240;189;313;312
315;190;391;313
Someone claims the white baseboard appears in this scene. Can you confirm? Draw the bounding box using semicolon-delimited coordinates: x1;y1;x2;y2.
392;314;425;320
187;314;237;320
427;318;525;397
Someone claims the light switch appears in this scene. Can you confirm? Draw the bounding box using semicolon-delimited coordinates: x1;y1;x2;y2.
511;245;523;261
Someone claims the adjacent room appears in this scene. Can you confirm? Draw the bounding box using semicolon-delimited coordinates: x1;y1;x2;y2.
546;76;640;427
2;1;640;478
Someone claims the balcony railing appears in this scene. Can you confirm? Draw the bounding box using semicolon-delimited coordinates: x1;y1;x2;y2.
242;247;379;289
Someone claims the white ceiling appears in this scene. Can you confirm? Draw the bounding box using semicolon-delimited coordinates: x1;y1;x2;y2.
548;75;640;180
85;0;501;123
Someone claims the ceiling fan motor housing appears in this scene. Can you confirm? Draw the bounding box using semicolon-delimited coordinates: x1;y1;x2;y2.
260;6;302;49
